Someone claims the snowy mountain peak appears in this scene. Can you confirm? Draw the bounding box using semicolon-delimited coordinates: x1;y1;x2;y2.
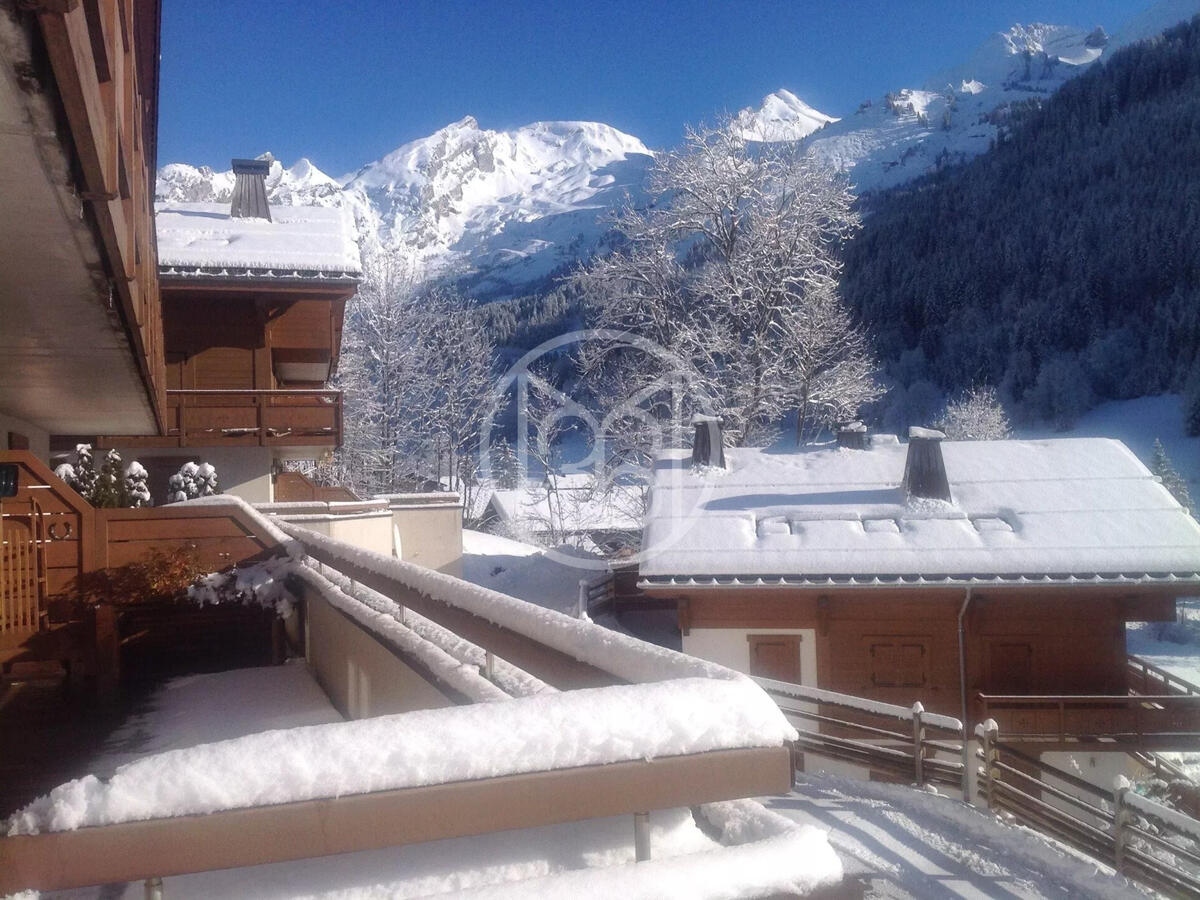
157;155;340;205
924;22;1105;93
735;89;838;142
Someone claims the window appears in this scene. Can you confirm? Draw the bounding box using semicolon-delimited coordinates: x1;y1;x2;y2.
747;634;802;684
867;639;928;688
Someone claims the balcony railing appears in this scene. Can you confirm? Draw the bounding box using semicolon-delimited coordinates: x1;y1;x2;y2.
166;390;342;449
978;692;1200;750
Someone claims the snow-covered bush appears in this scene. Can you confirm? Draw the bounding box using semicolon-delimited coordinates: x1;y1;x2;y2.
124;461;151;507
936;386;1012;441
167;461;220;503
188;556;298;619
55;444;149;508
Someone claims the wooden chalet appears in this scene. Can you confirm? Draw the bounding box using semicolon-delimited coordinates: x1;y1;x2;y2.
91;159;362;504
639;422;1200;755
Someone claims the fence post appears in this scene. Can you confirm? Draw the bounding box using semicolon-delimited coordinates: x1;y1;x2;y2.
911;702;925;786
577;578;588;619
634;811;651;861
483;649;495;683
1113;776;1131;873
978;718;999;811
144;876;163;899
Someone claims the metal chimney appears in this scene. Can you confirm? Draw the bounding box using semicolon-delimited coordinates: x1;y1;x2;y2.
230;158;271;220
836;421;868;450
902;427;952;502
691;415;725;469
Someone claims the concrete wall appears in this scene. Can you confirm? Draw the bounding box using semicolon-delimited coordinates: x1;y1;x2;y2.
305;584;454;719
279;511;394;558
683;627;818;686
382;494;464;576
118;445;274;504
0;410;49;460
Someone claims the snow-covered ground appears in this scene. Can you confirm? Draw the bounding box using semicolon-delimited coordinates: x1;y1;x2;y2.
461;528;598;614
767;774;1149;899
89;663;343;776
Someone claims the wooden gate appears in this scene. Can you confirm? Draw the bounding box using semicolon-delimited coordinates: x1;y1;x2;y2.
0;497;48;638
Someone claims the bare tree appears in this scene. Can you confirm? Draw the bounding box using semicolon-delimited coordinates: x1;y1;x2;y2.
936;385;1013;441
575;118;880;447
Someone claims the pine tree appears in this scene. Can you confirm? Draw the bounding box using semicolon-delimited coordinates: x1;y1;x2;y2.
1152;438;1193;511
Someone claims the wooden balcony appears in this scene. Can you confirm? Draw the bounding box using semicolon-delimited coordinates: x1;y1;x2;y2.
101;390;342;450
978;693;1200;751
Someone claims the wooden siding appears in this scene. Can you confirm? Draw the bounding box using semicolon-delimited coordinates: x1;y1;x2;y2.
38;0;165;430
274;471;359;502
674;585;1180;721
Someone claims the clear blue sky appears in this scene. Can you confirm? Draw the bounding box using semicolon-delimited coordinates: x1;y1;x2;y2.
159;0;1152;177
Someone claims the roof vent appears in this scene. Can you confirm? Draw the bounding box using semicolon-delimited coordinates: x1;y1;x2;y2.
902;427;952;502
837;421;868;450
691;414;725;469
230;158;272;221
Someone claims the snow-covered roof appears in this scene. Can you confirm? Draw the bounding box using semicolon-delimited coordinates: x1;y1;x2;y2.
489;475;644;534
155;201;362;281
640;437;1200;586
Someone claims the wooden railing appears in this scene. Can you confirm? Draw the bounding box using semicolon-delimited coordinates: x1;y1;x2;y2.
978;693;1200;750
164;390;342;449
978;721;1200;897
1129;653;1200;697
754;676;965;791
273;471;359;502
576;571;614;618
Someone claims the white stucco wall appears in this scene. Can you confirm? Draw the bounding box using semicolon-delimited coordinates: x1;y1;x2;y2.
276;511;394;558
383;497;464;576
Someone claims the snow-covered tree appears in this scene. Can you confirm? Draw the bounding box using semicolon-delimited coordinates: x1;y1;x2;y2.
55;443;98;499
124;461;151;507
936;385;1013;440
167;461;219;503
576;117;880;446
1152;439;1192;511
55;444;145;507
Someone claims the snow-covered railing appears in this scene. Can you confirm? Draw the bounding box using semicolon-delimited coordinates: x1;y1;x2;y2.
1128;652;1200;697
977;720;1200;896
754;676;964;789
0;680;798;894
278;521;763;689
977;692;1200;748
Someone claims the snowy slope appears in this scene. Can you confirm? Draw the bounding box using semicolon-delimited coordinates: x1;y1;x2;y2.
156;154;342;206
734;89;837;143
801;23;1110;192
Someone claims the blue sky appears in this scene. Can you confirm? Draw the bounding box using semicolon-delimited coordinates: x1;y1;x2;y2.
160;0;1153;177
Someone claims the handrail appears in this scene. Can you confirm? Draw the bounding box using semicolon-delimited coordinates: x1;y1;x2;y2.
1128;652;1200;696
168;389;340;397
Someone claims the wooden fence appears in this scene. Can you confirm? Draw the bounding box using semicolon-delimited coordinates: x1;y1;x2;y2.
978;720;1200;898
753;676;965;791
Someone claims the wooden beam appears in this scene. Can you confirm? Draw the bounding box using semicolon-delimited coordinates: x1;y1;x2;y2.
0;746;791;893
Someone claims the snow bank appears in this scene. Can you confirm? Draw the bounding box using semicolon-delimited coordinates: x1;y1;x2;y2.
279;521;772;688
453;804;840;900
7;677;793;834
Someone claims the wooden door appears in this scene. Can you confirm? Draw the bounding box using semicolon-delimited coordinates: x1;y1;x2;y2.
748;634;802;683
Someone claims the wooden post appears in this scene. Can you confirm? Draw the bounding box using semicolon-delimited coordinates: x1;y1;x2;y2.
577;578;588;620
1113;777;1131;873
979;719;999;812
633;811;651;861
911;702;926;786
94;602;120;702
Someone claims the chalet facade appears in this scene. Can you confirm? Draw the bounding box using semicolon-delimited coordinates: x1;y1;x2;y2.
94;160;362;504
639;425;1200;737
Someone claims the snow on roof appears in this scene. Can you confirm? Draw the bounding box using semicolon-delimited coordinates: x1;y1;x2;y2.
155;201;362;280
640;437;1200;584
489;475;644;534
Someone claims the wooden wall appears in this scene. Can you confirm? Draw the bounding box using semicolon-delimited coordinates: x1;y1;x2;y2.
676;584;1178;720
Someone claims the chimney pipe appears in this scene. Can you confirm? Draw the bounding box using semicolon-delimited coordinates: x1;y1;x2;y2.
902;427;952;502
691;415;725;469
836;421;868;450
230;158;272;221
